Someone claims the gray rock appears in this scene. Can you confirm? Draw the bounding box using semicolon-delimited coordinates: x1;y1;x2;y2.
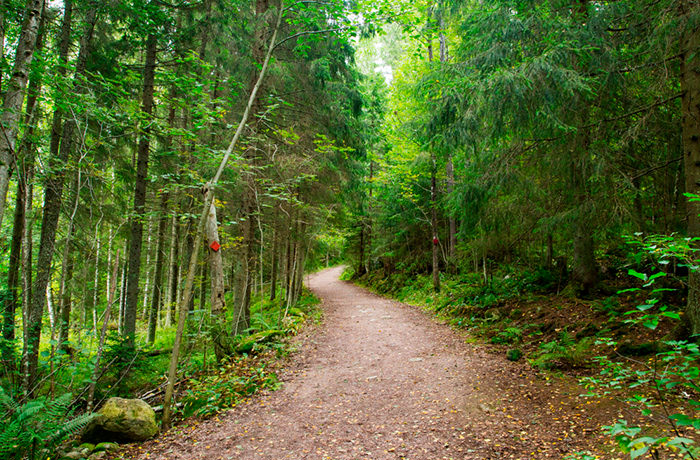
83;397;158;443
88;452;107;460
61;450;86;460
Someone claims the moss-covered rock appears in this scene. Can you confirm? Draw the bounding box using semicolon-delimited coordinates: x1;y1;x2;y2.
235;329;283;354
82;397;158;443
94;442;119;452
78;443;95;452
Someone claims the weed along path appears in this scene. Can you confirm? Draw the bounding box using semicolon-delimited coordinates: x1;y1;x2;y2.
129;266;617;460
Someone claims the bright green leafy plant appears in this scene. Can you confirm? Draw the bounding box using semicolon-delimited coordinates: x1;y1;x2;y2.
0;389;94;460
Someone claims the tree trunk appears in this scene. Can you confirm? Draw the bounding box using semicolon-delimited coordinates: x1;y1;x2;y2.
87;250;120;411
439;27;456;261
0;0;44;229
118;262;126;334
366;162;373;274
183;217;196;312
682;0;700;335
91;223;101;332
431;152;440;292
357;221;365;276
169;218;181;324
141;218;154;320
285;219;292;300
124;33;157;348
235;200;254;335
199;254;207;309
269;220;278;301
148;192;168;344
570;128;597;291
162;2;282;426
2;16;45;370
204;188;228;361
164;213;177;327
23;0;75;394
57;172;81;353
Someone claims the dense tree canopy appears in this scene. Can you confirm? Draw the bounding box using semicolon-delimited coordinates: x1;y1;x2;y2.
0;0;700;454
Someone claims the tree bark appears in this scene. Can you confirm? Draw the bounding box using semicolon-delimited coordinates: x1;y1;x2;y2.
57;172;81;353
0;0;44;230
439;26;456;261
431;152;440;292
162;2;282;427
2;15;45;370
87;250;120;411
148;192;168;344
141;218;154;320
23;0;77;394
168;216;180;325
164;212;178;327
269;216;278;301
204;188;228;361
682;0;700;335
124;33;157;348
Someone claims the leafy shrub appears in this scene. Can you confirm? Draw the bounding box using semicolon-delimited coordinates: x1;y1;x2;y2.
592;296;623;318
490;327;523;345
520;267;557;292
506;348;522;361
531;334;592;370
181;359;280;418
0;389;94;460
582;233;700;459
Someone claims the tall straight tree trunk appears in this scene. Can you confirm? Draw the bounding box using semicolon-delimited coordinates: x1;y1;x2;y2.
439;23;455;261
357;221;365;276
233;0;271;335
285;218;292;300
571;119;597;291
269;217;278;301
204;188;228;361
21;161;34;343
569;0;597;293
118;262;126;334
366;161;373;274
90;222;102;332
292;221;307;305
199;257;207;309
141;218;154;320
2;17;45;370
162;1;283;425
87;250;120;411
148;192;168;344
182;215;196;312
681;0;700;335
431;151;440;292
23;0;77;394
237;195;254;335
124;33;157;348
57;172;81;353
165;213;180;327
0;0;44;229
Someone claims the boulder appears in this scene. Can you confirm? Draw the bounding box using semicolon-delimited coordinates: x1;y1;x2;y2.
83;397;158;443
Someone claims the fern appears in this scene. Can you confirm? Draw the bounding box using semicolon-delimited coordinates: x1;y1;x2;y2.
0;388;96;460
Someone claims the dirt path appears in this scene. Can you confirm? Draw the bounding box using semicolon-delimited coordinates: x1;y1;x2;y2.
131;267;616;460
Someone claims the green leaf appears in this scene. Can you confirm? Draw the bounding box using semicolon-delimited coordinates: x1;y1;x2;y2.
628;269;647;281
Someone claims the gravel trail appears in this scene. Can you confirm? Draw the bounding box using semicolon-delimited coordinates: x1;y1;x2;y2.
131;266;609;460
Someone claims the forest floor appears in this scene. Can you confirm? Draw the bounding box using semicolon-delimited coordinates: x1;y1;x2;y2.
122;266;625;460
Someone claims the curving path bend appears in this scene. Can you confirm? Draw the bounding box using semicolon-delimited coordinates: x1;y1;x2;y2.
130;266;609;460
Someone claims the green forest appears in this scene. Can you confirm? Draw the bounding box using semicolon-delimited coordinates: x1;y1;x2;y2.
0;0;699;457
